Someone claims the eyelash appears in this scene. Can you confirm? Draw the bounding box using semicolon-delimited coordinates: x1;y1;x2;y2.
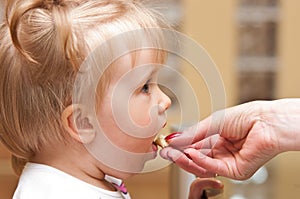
141;81;151;94
142;83;150;93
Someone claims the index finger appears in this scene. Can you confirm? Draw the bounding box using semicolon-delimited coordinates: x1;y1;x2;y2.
169;112;225;147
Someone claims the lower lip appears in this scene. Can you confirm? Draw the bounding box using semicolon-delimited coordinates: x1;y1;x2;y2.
152;142;158;151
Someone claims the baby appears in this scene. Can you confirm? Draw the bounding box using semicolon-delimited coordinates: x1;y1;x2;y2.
0;0;171;198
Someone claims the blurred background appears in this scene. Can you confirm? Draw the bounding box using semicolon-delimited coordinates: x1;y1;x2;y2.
1;0;300;198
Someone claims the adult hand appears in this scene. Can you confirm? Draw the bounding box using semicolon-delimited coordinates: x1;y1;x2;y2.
161;99;300;180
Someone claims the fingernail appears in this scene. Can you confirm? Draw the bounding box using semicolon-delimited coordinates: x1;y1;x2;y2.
165;132;181;142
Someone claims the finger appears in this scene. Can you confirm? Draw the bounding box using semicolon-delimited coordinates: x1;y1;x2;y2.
160;147;174;161
169;114;224;148
170;120;211;146
191;134;220;150
189;178;224;199
184;148;224;176
160;147;216;178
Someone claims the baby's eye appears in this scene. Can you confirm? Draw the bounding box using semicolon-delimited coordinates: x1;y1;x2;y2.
141;83;150;94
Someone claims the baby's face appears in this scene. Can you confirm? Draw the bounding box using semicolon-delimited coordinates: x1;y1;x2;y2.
95;50;171;176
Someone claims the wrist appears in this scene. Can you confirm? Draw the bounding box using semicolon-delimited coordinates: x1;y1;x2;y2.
268;99;300;153
249;100;281;155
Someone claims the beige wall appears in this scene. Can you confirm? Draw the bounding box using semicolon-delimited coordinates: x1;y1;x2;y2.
277;1;300;98
182;0;238;120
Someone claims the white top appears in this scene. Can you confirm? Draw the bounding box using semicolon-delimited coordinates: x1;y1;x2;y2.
13;163;131;199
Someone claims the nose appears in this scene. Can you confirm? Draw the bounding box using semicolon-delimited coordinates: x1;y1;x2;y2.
158;89;171;114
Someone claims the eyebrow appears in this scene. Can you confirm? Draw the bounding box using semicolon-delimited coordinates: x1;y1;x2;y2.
137;65;160;83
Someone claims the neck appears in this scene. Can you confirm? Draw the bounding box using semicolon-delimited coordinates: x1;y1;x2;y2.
31;142;116;191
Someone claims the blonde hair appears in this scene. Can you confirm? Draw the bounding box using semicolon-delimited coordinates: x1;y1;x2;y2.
0;0;167;175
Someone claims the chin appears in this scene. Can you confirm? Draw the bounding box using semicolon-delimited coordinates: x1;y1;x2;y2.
112;158;149;180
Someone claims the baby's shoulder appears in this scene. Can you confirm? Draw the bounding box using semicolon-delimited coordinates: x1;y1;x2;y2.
13;163;99;199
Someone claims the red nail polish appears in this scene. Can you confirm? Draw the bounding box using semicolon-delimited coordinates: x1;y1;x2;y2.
165;132;181;142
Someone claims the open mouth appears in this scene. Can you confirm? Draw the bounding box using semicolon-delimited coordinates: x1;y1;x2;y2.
152;141;158;152
151;122;167;150
153;134;169;149
152;132;181;149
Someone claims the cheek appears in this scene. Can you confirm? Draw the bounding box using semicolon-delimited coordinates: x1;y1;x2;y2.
97;95;155;146
129;98;153;127
97;110;154;153
128;96;163;139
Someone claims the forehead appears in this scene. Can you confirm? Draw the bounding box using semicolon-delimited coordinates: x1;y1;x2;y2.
109;49;164;81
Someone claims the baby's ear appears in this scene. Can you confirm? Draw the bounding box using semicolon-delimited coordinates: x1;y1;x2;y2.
61;105;96;144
